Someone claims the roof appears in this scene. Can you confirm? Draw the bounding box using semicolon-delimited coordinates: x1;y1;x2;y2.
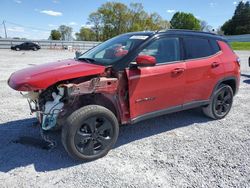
122;29;226;41
159;29;226;41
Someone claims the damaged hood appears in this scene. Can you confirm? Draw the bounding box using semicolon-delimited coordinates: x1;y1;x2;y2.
8;59;105;91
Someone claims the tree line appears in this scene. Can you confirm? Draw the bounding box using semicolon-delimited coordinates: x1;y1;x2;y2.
49;1;250;41
222;1;250;35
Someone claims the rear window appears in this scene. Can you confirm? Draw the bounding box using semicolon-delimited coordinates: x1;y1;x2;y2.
210;39;221;53
183;37;213;59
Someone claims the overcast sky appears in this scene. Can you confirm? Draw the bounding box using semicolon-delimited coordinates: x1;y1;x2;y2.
0;0;245;39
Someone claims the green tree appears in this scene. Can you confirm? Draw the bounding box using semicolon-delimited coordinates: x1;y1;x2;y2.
146;12;171;30
49;29;61;40
75;27;96;41
85;2;170;41
127;3;148;31
88;12;102;41
58;25;73;41
98;2;129;40
127;3;170;32
222;1;250;35
170;12;201;30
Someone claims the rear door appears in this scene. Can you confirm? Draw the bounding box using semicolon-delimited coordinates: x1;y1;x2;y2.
22;42;29;50
126;37;186;119
182;37;224;103
27;42;35;50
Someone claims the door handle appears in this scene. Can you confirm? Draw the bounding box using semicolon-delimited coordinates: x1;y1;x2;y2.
172;68;185;74
211;62;220;68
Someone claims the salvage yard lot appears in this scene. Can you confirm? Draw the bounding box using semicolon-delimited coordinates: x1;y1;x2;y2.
0;49;249;187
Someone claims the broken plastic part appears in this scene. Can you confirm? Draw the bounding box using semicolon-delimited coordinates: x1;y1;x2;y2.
62;77;118;96
40;128;57;150
41;87;64;130
21;91;39;100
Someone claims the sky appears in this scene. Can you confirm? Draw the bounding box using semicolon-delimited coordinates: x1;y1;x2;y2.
0;0;247;39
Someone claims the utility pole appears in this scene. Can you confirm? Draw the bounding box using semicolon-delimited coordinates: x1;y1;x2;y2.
3;20;7;38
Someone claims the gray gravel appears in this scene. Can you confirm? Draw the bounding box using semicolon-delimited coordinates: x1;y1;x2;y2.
0;49;250;188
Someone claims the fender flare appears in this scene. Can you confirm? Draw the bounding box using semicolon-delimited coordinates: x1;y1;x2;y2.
210;76;238;100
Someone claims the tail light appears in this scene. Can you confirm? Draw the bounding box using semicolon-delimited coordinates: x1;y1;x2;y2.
236;57;241;67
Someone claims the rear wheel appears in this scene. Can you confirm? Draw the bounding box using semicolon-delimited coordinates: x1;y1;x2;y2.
62;105;119;161
203;84;233;119
16;47;20;51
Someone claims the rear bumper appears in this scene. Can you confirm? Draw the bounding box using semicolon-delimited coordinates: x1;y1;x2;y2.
235;76;240;95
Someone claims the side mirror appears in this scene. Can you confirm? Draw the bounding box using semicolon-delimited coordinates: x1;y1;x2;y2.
136;55;156;67
75;51;82;59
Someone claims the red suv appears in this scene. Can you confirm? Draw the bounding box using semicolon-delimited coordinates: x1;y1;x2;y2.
8;30;240;161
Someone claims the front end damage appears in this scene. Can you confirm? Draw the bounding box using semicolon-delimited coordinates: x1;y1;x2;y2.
23;86;65;131
23;72;130;134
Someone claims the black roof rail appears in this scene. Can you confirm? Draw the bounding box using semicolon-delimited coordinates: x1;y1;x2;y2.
158;29;217;36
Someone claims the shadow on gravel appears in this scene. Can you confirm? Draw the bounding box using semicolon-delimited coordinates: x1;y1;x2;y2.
241;74;250;84
0;108;211;172
0;118;81;172
116;108;210;147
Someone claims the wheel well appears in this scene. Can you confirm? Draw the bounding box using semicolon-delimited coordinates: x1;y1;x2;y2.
220;79;236;95
77;94;118;120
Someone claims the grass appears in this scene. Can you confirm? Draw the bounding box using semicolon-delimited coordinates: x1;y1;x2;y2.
230;42;250;51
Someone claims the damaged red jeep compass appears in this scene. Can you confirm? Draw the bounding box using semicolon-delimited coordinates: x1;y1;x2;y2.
8;30;240;161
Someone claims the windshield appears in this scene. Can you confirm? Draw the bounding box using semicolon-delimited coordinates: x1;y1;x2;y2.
78;34;150;66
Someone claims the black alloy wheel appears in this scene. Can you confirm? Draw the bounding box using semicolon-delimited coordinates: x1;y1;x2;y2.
74;116;114;156
202;84;234;119
62;105;119;161
213;86;233;117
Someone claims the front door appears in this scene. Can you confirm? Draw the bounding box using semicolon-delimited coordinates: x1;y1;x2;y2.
126;37;186;119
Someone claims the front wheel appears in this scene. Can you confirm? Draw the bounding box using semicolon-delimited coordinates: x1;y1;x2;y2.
62;105;119;161
203;84;233;119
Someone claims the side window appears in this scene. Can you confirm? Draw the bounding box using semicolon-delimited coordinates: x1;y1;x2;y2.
139;38;180;64
183;37;213;59
210;39;221;54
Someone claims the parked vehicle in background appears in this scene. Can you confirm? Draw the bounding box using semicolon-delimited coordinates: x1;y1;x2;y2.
8;29;240;161
11;42;41;51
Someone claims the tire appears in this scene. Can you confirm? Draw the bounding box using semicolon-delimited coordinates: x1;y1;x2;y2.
16;47;20;51
62;105;119;161
33;47;37;51
202;84;234;119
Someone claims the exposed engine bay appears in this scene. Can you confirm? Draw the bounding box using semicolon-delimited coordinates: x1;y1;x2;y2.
22;70;129;131
23;86;65;130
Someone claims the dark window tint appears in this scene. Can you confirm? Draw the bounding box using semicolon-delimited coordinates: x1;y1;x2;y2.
183;37;213;59
139;38;180;64
210;39;220;53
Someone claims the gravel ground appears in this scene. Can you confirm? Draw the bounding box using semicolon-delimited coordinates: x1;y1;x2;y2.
0;49;249;188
